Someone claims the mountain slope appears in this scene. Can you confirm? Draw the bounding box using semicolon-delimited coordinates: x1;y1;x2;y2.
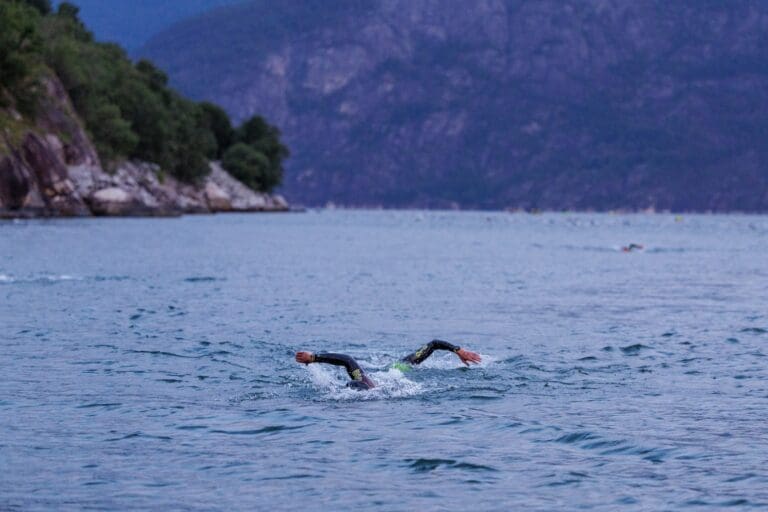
52;0;244;52
141;0;768;211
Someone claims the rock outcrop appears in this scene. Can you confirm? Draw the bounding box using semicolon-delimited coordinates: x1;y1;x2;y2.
0;76;289;219
0;132;90;217
0;143;289;218
71;159;288;217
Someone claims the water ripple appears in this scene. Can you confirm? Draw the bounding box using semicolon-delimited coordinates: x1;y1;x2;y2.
405;458;498;473
209;425;305;435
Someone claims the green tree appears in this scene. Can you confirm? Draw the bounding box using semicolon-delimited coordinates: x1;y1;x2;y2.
88;101;138;163
22;0;51;15
222;142;282;192
135;59;168;88
54;2;91;42
199;101;233;158
235;115;288;189
0;0;42;107
112;77;174;168
165;101;216;182
56;1;78;19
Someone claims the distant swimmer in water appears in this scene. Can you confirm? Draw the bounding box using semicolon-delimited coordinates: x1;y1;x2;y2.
295;339;482;390
621;243;644;252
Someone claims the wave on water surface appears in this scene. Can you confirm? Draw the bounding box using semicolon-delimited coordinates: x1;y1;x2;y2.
0;273;81;283
0;273;130;284
406;458;498;473
554;430;673;464
183;276;225;283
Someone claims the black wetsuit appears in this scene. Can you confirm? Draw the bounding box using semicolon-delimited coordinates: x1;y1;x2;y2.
401;339;461;365
312;339;461;390
312;352;376;390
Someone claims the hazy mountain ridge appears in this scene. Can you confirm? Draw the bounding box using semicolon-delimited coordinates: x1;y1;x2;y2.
142;0;768;211
52;0;244;52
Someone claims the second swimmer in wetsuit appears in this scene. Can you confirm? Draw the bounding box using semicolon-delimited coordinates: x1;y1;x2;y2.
295;339;482;390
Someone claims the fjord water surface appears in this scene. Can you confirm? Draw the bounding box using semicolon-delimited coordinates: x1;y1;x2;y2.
1;211;767;511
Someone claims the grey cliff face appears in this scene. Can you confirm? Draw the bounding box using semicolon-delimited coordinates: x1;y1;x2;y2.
0;133;90;217
142;0;768;211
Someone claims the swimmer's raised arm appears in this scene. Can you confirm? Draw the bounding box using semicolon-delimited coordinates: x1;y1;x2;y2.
295;351;375;389
401;339;481;366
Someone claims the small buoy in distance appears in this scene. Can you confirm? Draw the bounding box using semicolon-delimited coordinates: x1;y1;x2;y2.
675;215;683;222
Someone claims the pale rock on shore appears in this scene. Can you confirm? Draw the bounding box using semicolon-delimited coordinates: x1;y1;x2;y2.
0;132;288;218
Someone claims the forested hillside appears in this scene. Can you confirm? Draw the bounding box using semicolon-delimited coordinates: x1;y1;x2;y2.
1;0;289;217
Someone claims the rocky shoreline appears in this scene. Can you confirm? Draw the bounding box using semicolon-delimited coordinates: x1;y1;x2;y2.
0;78;289;219
0;132;289;219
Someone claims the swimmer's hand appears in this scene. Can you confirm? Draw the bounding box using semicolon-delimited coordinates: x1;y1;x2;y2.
456;348;482;366
295;351;314;364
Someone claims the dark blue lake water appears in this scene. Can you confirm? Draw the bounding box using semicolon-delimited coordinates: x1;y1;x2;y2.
1;211;767;511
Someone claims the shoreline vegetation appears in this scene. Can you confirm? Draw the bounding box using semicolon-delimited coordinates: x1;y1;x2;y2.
0;0;290;218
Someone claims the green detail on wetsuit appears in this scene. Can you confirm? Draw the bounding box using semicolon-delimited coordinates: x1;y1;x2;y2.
391;361;412;372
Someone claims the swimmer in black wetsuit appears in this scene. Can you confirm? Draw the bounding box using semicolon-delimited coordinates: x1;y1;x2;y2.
295;339;482;390
621;243;644;252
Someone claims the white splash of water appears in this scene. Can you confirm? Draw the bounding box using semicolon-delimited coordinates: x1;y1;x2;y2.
361;352;398;368
416;354;467;370
306;364;342;389
40;274;81;282
0;273;87;284
304;365;424;401
405;352;496;369
476;353;497;368
367;368;424;398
